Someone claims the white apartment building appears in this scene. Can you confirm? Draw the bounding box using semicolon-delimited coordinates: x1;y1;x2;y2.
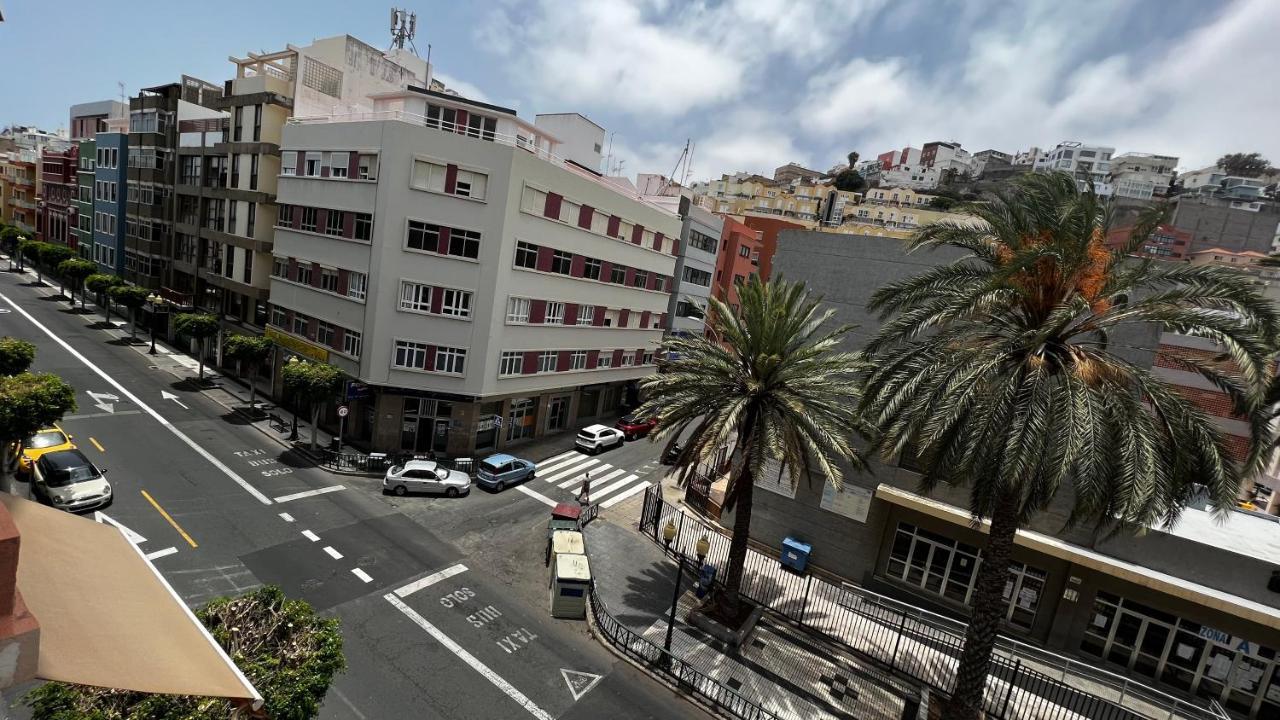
269;88;679;456
1034;141;1115;197
877;164;939;190
1109;152;1179;200
920;141;980;178
666;199;720;339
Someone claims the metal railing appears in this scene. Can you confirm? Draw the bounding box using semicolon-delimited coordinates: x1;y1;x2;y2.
640;487;1227;720
318;449;474;477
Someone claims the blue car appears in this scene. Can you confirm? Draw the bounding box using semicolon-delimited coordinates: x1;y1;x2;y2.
476;453;536;491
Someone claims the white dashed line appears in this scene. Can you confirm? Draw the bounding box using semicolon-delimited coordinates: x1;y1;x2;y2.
352;568;373;583
323;546;344;560
516;485;558;507
279;512;295;522
395;563;468;598
145;547;179;560
302;530;320;542
274;485;345;503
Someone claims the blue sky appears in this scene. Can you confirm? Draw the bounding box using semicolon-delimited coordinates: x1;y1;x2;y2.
3;0;1277;180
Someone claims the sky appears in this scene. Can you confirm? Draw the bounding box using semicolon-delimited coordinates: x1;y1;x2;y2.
2;0;1277;182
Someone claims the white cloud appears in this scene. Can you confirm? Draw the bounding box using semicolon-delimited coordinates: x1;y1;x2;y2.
433;73;491;104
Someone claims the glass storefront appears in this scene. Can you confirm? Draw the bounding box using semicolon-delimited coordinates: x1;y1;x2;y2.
1082;591;1280;718
400;398;451;454
885;522;1047;631
506;398;536;442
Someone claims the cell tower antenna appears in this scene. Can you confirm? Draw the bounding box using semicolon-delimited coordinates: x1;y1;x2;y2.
390;7;418;52
117;81;126;106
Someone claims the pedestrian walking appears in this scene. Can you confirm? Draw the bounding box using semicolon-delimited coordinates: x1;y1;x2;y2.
577;471;591;506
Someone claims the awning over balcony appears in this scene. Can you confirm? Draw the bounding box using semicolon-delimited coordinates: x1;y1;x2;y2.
0;495;261;707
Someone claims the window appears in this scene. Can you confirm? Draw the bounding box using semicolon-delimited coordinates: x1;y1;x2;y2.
682;266;712;287
621;351;635;367
325;209;344;236
292;313;309;336
354;213;372;241
577;305;595;326
231;153;241;187
688;229;717;254
296;264;312;285
521;185;547;214
281;151;297;176
330;152;349;178
394;341;429;370
316;321;335;347
569;351;586;370
246;203;256;238
654;276;666;292
406;221;438;252
515;241;538;269
300;207;317;232
551;251;572;275
610;265;626;284
583;258;602;280
545;302;565;324
596;354;612;369
499;351;523;377
413;159;447;192
271;306;286;327
440;289;472;318
435;346;466;374
454;169;487;200
537;351;558;373
633;270;648;288
400;281;432;312
320;268;339;293
272;257;287;278
734;274;746;286
347;272;367;301
180;156;201;185
425;104;458;131
739;245;751;258
304;153;322;177
343;329;362;358
357;154;377;180
506;297;530;323
449;228;481;259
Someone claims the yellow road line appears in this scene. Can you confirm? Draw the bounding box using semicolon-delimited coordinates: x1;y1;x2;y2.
140;490;198;548
89;437;105;453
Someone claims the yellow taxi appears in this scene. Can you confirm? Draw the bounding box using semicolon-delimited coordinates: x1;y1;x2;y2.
17;426;76;476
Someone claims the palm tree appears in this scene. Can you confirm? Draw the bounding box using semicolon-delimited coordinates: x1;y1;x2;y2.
637;275;869;620
861;172;1278;720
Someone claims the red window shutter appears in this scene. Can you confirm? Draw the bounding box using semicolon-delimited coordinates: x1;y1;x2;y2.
438;226;451;255
284;309;295;327
320;164;330;178
564;303;579;325
530;299;546;324
430;286;444;314
348;153;360;178
612;349;624;366
647;273;658;291
287;258;298;281
631;224;644;244
636;348;646;363
337;270;349;295
454;110;468;134
578;205;593;229
623;267;635;286
423;345;436;371
523;351;539;374
639;311;651;328
556;351;571;372
587;350;600;368
600;260;613;282
593;307;606;327
653;232;664;251
544;192;563;219
342;211;354;238
536;246;554;272
659;313;667;329
306;317;318;339
333;327;345;350
607;215;621;237
444;164;458;194
292;205;303;227
315;208;327;233
570;255;585;277
310;262;322;288
618;308;630;327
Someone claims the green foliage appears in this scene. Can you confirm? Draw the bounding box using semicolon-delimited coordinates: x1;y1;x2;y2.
0;337;37;376
223;334;274;365
832;168;866;193
0;225;22;250
85;274;125;294
1216;152;1273;178
928;195;959;210
107;284;150;310
0;373;77;448
58;258;96;283
282;360;343;404
16;238;39;262
173;313;220;340
25;586;345;720
37;242;73;270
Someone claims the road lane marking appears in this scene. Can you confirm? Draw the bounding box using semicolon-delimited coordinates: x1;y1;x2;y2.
323;546;344;560
561;669;604;701
0;290;275;506
536;455;592;476
301;530;320;542
141;490;198;548
63;409;142;420
384;594;554;720
591;474;641;501
601;480;653;509
145;547;179;561
89;437;105;453
351;568;373;583
560;467;624;490
542;458;599;484
515;485;557;507
94;511;147;544
273;485;345;503
278;512;295;522
395;563;468;598
161;390;189;410
536;450;579;468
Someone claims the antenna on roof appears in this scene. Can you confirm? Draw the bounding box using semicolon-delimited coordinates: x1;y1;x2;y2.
390;7;418;53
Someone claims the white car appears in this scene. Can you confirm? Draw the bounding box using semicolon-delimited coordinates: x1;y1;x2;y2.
575;424;625;454
32;449;112;513
383;460;471;498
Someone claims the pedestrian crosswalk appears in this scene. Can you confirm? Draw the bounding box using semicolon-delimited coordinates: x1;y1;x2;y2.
530;451;654;509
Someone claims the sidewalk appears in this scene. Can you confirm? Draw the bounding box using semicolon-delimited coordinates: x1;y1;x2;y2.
583;518;920;720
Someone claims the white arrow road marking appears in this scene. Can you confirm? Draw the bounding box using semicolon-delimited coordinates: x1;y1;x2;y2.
95;511;147;545
145;547;179;561
560;669;604;701
86;390;119;414
161;390;189;410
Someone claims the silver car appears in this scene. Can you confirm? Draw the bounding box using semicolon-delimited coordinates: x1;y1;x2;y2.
382;460;471;498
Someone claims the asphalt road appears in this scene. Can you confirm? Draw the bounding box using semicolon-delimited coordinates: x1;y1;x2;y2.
0;263;699;720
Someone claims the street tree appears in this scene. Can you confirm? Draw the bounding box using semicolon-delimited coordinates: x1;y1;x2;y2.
636;275;869;623
0;337;37;376
16;239;40;278
37;243;74;297
107;285;150;341
1217;152;1273;178
860;172;1278;720
173;313;221;380
282;359;343;450
1;226;22;269
85;274;124;321
25;585;345;720
57;259;97;309
832;151;866;193
0;372;76;478
223;334;275;412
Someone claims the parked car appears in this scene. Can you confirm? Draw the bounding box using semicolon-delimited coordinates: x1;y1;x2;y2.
383;460;471;498
615;413;660;440
475;454;536;492
575;424;625;454
17;425;75;476
31;449;111;513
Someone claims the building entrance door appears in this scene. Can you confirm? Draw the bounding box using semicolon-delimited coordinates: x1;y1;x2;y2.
547;396;569;432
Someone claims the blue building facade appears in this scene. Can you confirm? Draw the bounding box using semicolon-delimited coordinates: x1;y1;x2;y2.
92;131;127;275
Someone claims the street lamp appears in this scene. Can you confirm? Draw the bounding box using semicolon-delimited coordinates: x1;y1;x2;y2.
287;356;300;441
146;293;163;355
661;519;710;660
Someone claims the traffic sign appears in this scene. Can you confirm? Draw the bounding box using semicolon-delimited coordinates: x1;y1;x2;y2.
337;405;349;418
493;414;503;427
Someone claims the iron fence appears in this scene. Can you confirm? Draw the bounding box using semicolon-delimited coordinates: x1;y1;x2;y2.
319;450;475;477
639;486;1225;720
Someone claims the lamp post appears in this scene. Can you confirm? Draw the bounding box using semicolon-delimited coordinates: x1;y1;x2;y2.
662;518;710;660
287;356;301;441
146;293;164;355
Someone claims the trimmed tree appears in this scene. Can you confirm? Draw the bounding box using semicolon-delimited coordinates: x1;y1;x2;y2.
16;238;39;277
173;313;220;380
57;259;97;309
108;285;151;341
0;372;77;479
0;337;37;376
223;334;275;412
25;585;345;720
1;226;22;269
282;359;343;450
85;274;125;321
37;243;74;297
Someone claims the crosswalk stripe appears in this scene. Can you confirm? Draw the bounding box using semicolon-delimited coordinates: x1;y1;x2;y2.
602;480;653;508
536;450;579;468
592;474;640;501
538;454;592;475
542;458;601;484
561;467;624;490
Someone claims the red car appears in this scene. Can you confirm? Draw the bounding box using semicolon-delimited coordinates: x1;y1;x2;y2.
615;414;659;440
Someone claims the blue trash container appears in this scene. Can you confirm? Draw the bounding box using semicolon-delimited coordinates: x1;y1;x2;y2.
780;536;811;574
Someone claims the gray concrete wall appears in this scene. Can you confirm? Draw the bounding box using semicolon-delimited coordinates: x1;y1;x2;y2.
1170;196;1280;254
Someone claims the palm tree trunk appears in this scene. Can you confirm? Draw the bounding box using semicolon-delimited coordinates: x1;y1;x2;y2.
131;308;138;340
946;487;1021;720
309;403;320;450
197;339;205;380
717;404;760;621
247;362;257;411
103;296;112;323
